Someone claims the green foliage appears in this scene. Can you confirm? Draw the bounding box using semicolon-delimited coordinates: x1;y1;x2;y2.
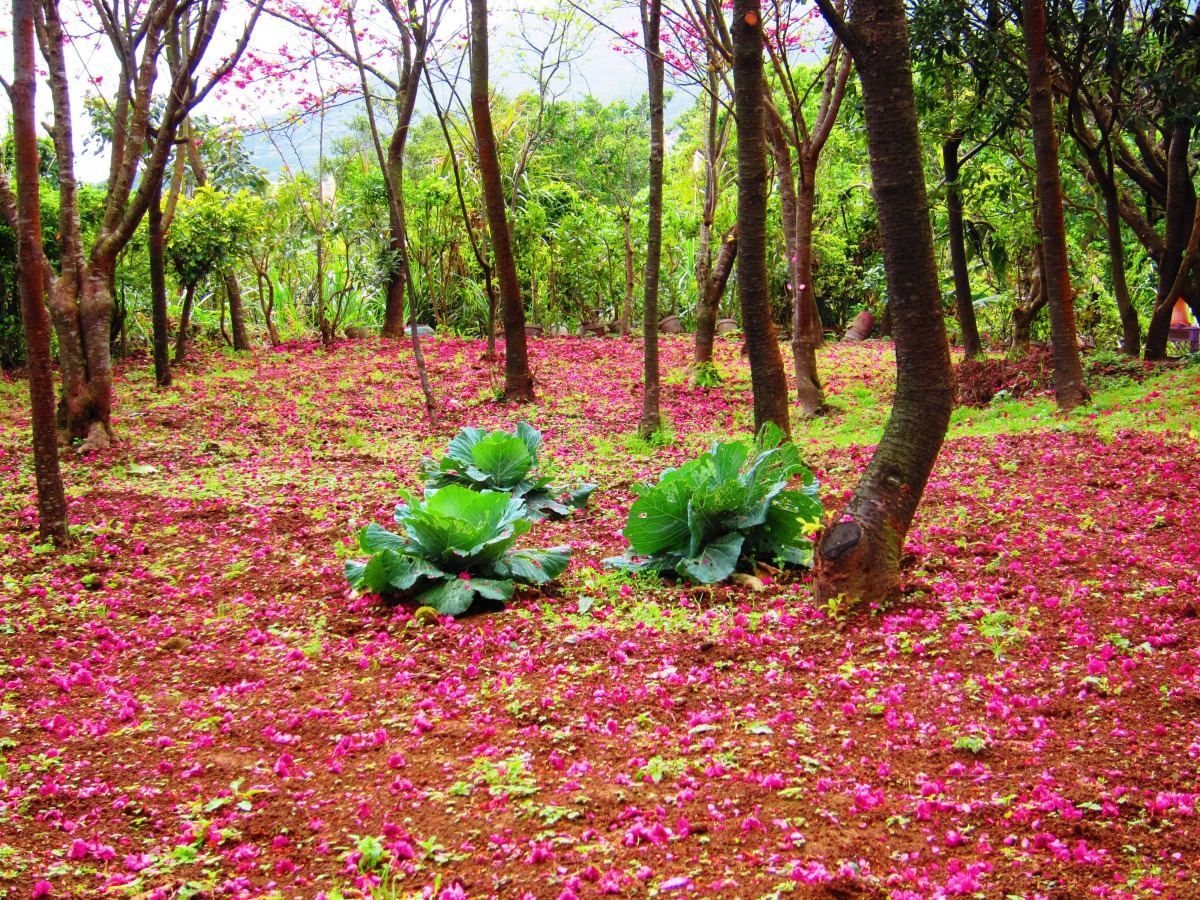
344;484;571;616
420;423;596;522
604;424;822;584
166;187;262;289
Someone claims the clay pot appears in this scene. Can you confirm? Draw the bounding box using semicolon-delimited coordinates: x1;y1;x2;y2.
843;310;875;342
549;324;571;336
525;324;544;338
659;314;683;334
715;318;740;334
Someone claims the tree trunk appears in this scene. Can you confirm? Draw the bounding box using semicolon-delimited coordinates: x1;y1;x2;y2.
470;0;533;401
767;108;825;417
383;276;406;339
148;181;172;386
174;284;196;364
639;0;664;438
256;270;282;347
694;227;737;374
1097;157;1140;356
12;0;68;541
732;0;792;439
943;137;983;358
811;0;956;605
1144;123;1195;360
694;215;715;365
622;213;635;337
791;162;825;416
224;269;250;351
1023;0;1088;408
45;262;117;448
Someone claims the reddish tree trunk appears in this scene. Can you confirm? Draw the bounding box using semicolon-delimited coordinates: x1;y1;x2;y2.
732;0;792;439
470;0;533;401
1023;0;1088;407
639;0;664;438
12;0;68;542
812;0;956;604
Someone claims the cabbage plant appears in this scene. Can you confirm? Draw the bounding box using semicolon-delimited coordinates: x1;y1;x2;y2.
421;423;596;522
344;484;570;616
604;424;821;584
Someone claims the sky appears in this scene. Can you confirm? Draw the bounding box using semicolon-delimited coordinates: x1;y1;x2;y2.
0;0;689;183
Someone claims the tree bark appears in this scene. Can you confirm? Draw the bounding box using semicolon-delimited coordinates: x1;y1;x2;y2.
622;213;635;337
1023;0;1088;408
1144;124;1195;360
174;284;197;364
1097;158;1140;356
732;0;792;439
148;181;171;386
694;227;737;373
943;137;983;358
639;0;664;438
470;0;533;401
811;0;956;605
12;0;68;542
766;110;825;417
224;270;250;351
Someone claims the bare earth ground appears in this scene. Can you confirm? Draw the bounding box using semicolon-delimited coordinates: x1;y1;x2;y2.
1;336;1198;900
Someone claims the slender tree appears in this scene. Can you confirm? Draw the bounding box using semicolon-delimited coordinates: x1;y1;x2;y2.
639;0;665;437
811;0;956;603
732;0;792;438
470;0;534;401
1022;0;1088;408
148;181;171;386
763;0;853;416
942;136;983;357
8;0;68;542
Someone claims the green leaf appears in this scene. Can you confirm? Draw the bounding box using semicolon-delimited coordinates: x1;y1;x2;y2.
359;523;406;553
678;532;744;584
445;427;488;467
418;579;477;616
470;434;534;486
127;463;158;476
464;577;515;601
514;422;543;459
622;484;691;556
506;546;571;583
344;559;368;587
360;550;407;594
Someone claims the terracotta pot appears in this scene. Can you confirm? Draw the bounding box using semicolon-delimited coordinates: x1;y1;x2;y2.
525;324;544;338
843;310;875;342
549;324;571;336
715;318;740;334
659;314;683;334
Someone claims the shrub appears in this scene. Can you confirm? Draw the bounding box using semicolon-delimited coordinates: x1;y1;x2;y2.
603;424;821;584
420;422;596;522
344;484;570;616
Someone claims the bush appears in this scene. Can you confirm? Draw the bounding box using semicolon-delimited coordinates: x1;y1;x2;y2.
344;484;570;616
604;424;822;584
420;422;596;522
